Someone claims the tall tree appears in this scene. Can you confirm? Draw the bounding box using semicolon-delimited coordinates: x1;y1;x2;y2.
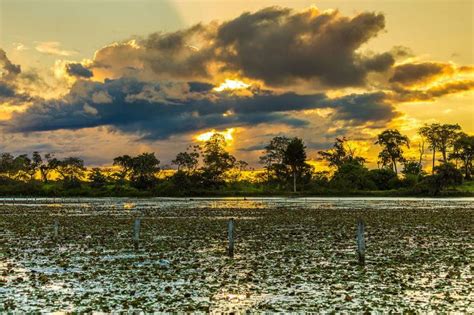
113;155;133;180
39;154;59;183
113;153;160;188
201;134;236;186
0;153;15;178
375;129;409;174
435;124;461;163
129;153;161;189
172;149;200;174
259;136;291;184
450;133;474;179
29;151;43;180
283;137;308;193
88;167;108;188
419;124;439;174
319;137;365;170
56;157;86;182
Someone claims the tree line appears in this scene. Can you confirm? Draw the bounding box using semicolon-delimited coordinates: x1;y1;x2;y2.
0;123;472;196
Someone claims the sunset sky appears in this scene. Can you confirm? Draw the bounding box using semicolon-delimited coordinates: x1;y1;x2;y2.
0;0;472;168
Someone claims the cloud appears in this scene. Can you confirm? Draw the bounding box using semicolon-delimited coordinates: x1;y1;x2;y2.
329;92;397;123
85;7;395;88
0;49;32;104
7;77;399;140
0;82;16;98
213;7;389;87
13;42;29;51
390;62;452;85
392;80;474;102
0;48;21;78
65;62;93;78
35;41;77;56
91;91;113;104
389;62;464;86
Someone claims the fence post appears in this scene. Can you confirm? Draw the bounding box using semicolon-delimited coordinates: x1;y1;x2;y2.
357;219;365;266
133;218;141;251
228;218;235;258
53;218;59;239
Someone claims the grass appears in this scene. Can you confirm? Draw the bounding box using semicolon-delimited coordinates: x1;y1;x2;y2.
457;180;474;192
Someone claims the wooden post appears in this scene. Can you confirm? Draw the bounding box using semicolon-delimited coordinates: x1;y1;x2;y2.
133;218;141;251
228;218;235;258
53;218;59;239
357;219;365;266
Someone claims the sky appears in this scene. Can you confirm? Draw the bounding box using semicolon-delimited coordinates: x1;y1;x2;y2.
0;0;473;168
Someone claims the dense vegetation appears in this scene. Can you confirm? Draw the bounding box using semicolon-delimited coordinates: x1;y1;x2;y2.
0;123;472;197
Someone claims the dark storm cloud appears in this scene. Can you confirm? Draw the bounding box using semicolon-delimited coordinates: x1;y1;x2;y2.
7;78;398;139
91;7;395;87
212;7;390;86
65;62;93;78
330;92;396;123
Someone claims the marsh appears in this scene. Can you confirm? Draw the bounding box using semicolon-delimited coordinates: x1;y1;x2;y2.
1;198;473;312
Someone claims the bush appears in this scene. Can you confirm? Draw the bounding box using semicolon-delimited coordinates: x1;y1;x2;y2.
330;162;376;191
369;168;398;190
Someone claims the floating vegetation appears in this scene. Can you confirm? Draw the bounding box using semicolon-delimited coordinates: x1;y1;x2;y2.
0;198;473;312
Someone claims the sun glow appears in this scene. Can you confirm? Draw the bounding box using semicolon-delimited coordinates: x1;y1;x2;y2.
196;128;235;142
213;79;250;92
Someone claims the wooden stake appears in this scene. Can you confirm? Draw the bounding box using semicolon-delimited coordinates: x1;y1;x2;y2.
133;218;141;251
228;218;235;258
357;219;365;266
53;218;59;239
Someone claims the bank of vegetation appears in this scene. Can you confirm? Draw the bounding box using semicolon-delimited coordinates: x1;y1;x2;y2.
0;123;472;197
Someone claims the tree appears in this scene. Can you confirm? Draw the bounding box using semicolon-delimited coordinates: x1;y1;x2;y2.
113;155;133;180
331;160;375;191
39;153;57;183
201;134;236;186
56;157;86;183
375;129;409;174
369;168;398;190
402;160;424;177
259;136;291;184
283;137;308;193
419;123;462;173
419;124;439;174
434;162;463;190
113;153;160;188
88;168;108;188
319;137;365;170
0;153;15;178
450;133;474;179
12;154;32;181
29;151;43;180
129;153;161;189
172;149;199;174
435;124;461;163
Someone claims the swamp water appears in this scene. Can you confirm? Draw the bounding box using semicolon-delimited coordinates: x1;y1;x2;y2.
0;197;473;312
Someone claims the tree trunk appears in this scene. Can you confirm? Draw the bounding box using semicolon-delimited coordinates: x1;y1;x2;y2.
392;159;398;174
432;149;436;174
442;149;447;163
293;171;296;193
465;158;471;180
